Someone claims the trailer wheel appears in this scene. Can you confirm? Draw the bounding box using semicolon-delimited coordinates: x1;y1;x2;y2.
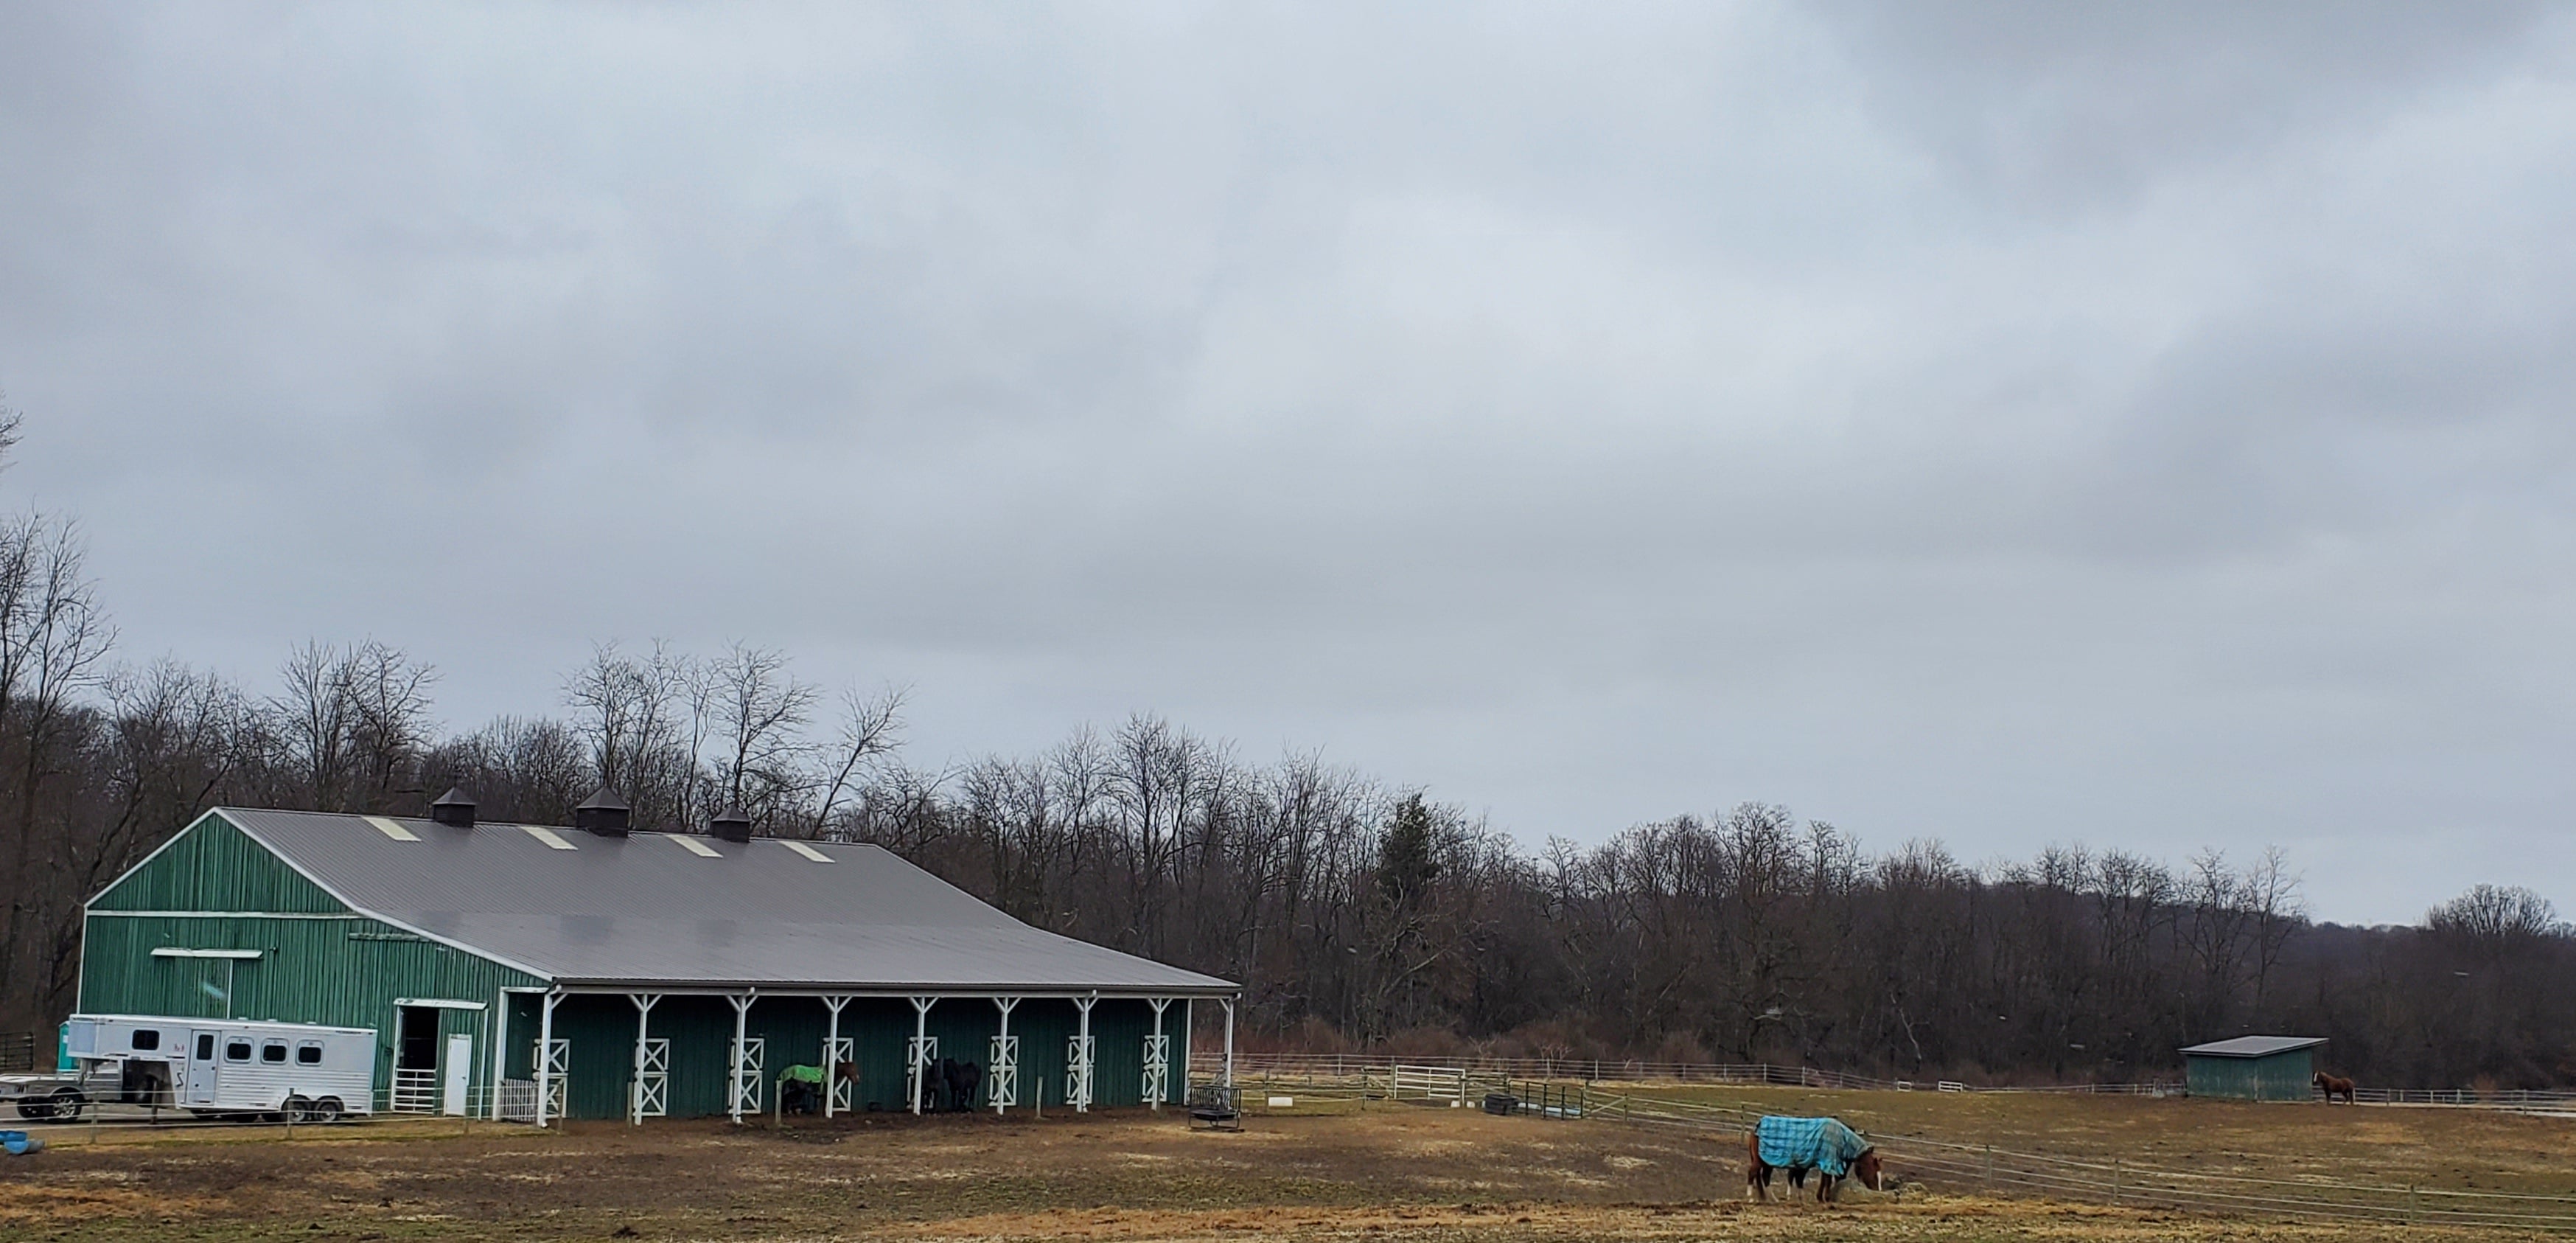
311;1097;344;1123
46;1090;85;1121
285;1096;314;1124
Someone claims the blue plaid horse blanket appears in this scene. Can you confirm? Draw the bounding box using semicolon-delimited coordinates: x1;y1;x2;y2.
1756;1115;1871;1177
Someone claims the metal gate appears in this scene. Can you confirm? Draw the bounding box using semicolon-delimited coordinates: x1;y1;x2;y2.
498;1079;538;1123
632;1037;670;1119
1066;1034;1096;1112
1392;1064;1470;1105
826;1037;856;1113
729;1037;764;1116
1140;1034;1170;1106
987;1034;1019;1108
392;1068;439;1113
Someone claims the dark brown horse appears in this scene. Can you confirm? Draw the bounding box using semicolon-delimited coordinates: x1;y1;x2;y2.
2314;1071;2356;1104
1746;1131;1885;1202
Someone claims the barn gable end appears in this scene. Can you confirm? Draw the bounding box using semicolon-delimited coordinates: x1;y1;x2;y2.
88;809;346;915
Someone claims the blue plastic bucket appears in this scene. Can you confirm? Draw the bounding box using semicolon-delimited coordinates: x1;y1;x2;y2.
1;1129;45;1156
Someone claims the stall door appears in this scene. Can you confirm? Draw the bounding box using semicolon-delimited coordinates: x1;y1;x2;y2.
441;1034;472;1115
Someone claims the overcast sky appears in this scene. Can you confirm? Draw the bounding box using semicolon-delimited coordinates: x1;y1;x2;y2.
4;2;2570;924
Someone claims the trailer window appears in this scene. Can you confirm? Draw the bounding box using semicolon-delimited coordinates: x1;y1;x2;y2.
296;1042;323;1066
195;1034;215;1061
261;1040;287;1063
224;1039;253;1062
131;1028;161;1051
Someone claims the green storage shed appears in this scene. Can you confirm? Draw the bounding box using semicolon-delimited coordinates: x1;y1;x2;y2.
77;797;1237;1124
2179;1035;2327;1101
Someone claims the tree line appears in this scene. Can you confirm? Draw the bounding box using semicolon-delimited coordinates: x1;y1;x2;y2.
1;410;2569;1087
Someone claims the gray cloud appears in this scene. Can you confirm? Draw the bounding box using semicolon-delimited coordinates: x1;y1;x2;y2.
4;1;2572;922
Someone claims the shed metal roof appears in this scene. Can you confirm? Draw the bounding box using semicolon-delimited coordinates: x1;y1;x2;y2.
211;808;1235;996
2177;1036;2327;1059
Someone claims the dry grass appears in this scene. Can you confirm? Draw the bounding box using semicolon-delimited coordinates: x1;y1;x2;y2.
0;1093;2569;1242
1584;1082;2576;1197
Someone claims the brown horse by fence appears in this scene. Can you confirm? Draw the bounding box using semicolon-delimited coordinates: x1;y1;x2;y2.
2314;1071;2356;1104
1746;1129;1885;1202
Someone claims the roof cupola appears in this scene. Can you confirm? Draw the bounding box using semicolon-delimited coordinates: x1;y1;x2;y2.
709;807;753;843
429;787;476;829
574;787;631;837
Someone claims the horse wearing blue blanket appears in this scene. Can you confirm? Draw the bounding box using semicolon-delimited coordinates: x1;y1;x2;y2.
1747;1115;1883;1202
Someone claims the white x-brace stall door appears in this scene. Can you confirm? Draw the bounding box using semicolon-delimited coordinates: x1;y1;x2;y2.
730;1037;765;1115
826;1037;855;1113
632;1038;670;1118
987;1034;1019;1108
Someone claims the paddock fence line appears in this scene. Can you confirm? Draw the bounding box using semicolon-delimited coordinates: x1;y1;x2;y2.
2;1082;520;1137
1223;1052;2576;1108
1224;1053;2166;1095
1587;1093;2576;1232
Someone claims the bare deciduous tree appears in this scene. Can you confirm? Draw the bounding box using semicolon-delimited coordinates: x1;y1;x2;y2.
810;682;907;838
704;641;816;829
0;509;114;997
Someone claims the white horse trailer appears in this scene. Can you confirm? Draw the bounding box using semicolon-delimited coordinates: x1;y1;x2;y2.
63;1014;377;1121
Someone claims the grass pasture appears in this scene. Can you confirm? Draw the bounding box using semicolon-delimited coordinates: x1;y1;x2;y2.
1598;1082;2576;1188
1;1087;2572;1242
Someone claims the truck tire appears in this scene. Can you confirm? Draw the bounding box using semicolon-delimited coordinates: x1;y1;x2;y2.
46;1090;83;1121
13;1100;52;1121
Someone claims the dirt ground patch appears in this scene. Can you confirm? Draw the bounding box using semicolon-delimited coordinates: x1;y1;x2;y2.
0;1100;2568;1242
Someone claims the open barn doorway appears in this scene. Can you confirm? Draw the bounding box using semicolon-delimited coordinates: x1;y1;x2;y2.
392;1006;440;1113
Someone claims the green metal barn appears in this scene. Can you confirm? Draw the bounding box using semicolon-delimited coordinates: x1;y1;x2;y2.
2178;1035;2326;1101
77;795;1235;1123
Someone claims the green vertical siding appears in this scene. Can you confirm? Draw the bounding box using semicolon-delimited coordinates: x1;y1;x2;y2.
521;992;1193;1121
78;912;543;1100
2185;1048;2315;1101
89;811;344;914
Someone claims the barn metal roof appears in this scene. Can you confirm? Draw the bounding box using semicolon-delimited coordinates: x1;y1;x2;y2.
2177;1036;2327;1059
214;808;1236;996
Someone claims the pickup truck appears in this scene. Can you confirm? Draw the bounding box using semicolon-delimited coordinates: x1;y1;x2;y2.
0;1068;112;1121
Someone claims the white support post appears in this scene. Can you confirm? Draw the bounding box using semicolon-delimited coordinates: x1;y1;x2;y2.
628;994;661;1125
1069;993;1097;1113
488;989;510;1121
1144;997;1172;1110
535;989;561;1128
1222;995;1237;1088
989;997;1020;1113
822;996;851;1118
727;992;756;1124
909;996;934;1115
